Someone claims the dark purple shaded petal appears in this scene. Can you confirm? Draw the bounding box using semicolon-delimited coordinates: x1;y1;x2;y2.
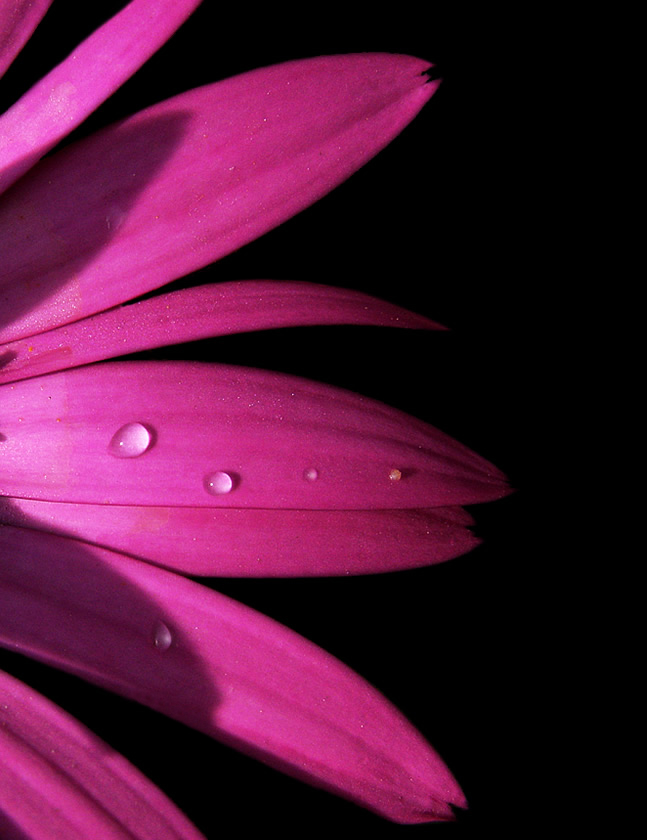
0;0;202;195
0;498;479;576
0;361;509;508
0;525;466;823
0;54;438;343
0;669;206;840
0;0;53;80
0;280;444;384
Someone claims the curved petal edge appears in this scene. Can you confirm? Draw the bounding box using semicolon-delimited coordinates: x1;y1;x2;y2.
0;669;206;840
0;525;467;823
0;53;438;342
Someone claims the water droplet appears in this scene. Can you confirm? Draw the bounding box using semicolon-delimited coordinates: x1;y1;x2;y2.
204;470;234;495
153;621;172;651
108;422;152;458
303;467;319;481
388;468;402;482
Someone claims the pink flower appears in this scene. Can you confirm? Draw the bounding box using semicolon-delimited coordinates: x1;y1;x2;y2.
0;2;509;833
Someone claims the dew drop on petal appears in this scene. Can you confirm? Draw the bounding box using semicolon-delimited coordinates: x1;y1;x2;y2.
389;468;402;482
153;621;172;651
204;470;234;495
303;467;319;481
108;423;151;458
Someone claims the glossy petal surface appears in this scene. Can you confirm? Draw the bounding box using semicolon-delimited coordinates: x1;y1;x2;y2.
0;669;206;840
0;0;53;80
0;361;509;508
0;498;478;575
0;54;438;343
0;525;466;823
0;0;202;194
0;280;442;384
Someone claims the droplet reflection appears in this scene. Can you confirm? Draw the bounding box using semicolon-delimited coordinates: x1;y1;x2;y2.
204;470;234;495
108;422;152;458
153;621;173;651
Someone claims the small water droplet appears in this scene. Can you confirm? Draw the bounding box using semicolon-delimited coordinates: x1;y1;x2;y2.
153;621;172;651
108;422;152;458
303;467;319;481
388;468;402;482
204;470;234;495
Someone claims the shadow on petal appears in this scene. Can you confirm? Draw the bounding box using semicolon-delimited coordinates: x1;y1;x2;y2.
0;111;189;338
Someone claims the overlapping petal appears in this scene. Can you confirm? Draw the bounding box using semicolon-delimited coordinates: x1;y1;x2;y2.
0;360;509;509
0;498;479;575
0;524;466;823
0;669;206;840
0;0;53;80
0;2;504;825
0;0;203;195
0;280;442;384
0;53;439;343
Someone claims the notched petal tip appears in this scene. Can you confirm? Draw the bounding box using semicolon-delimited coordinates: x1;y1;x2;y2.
0;500;480;577
1;53;441;342
0;525;466;823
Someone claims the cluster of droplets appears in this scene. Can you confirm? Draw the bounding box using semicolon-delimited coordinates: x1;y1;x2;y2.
107;420;406;651
107;422;403;498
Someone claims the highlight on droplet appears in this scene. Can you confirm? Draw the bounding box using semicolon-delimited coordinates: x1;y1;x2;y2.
388;468;402;482
204;470;235;495
303;467;319;481
108;422;152;458
152;620;172;651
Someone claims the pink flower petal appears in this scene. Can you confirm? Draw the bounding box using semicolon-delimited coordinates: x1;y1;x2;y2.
0;54;438;343
0;280;444;385
0;0;53;80
0;361;509;508
0;524;466;823
0;669;206;840
0;0;203;195
0;497;479;576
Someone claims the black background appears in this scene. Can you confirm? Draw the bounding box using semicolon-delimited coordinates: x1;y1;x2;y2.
1;3;534;836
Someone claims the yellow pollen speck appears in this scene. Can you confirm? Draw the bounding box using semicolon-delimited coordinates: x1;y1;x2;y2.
28;346;33;352
388;468;402;482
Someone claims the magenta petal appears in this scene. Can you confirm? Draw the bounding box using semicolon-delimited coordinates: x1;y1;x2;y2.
0;280;444;384
0;0;202;195
0;361;509;508
0;669;206;840
0;498;479;576
0;525;466;822
0;0;53;80
0;54;438;343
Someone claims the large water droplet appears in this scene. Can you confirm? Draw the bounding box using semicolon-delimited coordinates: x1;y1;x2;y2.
388;468;402;482
303;467;319;482
153;621;172;651
204;470;234;495
108;422;152;458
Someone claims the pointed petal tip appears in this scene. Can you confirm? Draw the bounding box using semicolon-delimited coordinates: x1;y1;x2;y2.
0;361;513;512
0;281;445;384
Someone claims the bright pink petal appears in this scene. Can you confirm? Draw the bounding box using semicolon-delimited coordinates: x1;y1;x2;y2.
0;54;438;343
0;280;443;385
0;0;202;195
0;525;466;823
0;361;509;508
0;0;53;80
0;669;206;840
0;498;478;576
